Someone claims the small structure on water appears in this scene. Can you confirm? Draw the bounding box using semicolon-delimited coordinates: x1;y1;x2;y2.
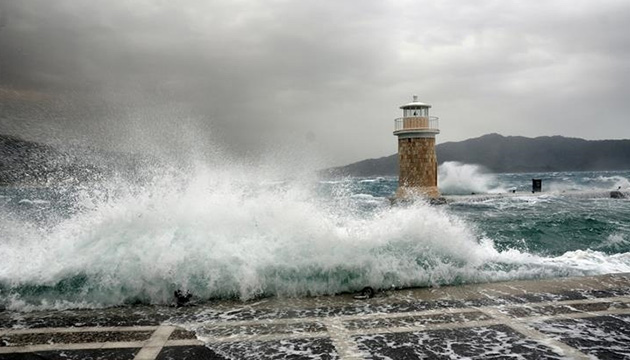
393;95;440;199
532;179;542;193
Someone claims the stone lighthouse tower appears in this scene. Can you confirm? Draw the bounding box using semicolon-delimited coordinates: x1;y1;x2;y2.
393;95;440;199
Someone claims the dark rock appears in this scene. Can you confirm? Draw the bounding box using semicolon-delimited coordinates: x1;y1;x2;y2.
354;287;375;300
611;191;626;199
174;290;193;307
430;197;447;205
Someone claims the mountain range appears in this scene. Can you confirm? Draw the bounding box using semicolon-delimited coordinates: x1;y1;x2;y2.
3;133;630;186
325;133;630;177
0;134;150;186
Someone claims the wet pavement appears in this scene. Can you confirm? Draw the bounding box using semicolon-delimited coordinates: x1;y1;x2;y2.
2;273;630;359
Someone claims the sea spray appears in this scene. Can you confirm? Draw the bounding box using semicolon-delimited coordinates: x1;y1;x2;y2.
0;163;495;309
2;165;630;311
0;164;472;308
438;162;505;195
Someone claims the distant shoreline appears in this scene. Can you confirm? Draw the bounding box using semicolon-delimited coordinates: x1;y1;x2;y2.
3;133;630;185
323;133;630;178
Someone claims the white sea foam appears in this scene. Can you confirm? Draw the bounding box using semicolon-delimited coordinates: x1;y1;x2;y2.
1;163;629;311
488;248;630;277
609;176;630;190
597;233;630;251
17;199;51;205
543;174;630;193
438;162;505;195
1;170;490;308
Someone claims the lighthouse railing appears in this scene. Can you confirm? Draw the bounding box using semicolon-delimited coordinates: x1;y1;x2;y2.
394;117;439;132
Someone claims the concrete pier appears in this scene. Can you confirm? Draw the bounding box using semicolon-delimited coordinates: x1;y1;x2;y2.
2;273;630;359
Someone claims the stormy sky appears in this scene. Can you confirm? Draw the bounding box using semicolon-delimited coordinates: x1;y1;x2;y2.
1;0;629;166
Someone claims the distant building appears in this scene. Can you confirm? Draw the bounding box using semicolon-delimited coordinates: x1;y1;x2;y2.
393;95;440;198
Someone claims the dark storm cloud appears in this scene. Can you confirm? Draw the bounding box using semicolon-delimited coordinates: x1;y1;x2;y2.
1;0;630;165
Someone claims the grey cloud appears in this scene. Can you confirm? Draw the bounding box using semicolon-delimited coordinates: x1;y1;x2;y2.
1;0;629;166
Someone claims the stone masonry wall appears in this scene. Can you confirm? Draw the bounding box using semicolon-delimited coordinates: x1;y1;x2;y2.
398;137;438;196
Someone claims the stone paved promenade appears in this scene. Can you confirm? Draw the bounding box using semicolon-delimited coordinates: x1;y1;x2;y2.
2;273;630;359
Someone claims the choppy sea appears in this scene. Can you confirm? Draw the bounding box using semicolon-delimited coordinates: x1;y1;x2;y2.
1;161;629;311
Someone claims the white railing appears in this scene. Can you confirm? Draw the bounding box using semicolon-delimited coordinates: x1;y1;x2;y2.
394;117;439;132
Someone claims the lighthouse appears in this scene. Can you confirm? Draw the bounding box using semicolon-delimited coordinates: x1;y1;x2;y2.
393;95;440;199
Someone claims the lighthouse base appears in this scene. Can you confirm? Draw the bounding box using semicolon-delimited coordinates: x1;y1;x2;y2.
395;186;441;200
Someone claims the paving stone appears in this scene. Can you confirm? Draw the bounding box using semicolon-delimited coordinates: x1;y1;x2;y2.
0;331;153;347
0;348;139;360
198;321;327;337
500;300;630;318
532;314;630;359
157;345;226;360
582;288;630;299
502;304;581;318
0;307;178;329
354;325;564;359
168;329;198;340
169;301;441;324
207;337;338;360
343;311;491;330
568;301;629;312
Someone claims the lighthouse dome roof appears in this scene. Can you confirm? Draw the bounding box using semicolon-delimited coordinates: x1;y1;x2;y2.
399;95;431;109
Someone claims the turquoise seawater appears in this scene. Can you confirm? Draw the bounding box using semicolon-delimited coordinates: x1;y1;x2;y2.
1;162;629;311
335;166;630;256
